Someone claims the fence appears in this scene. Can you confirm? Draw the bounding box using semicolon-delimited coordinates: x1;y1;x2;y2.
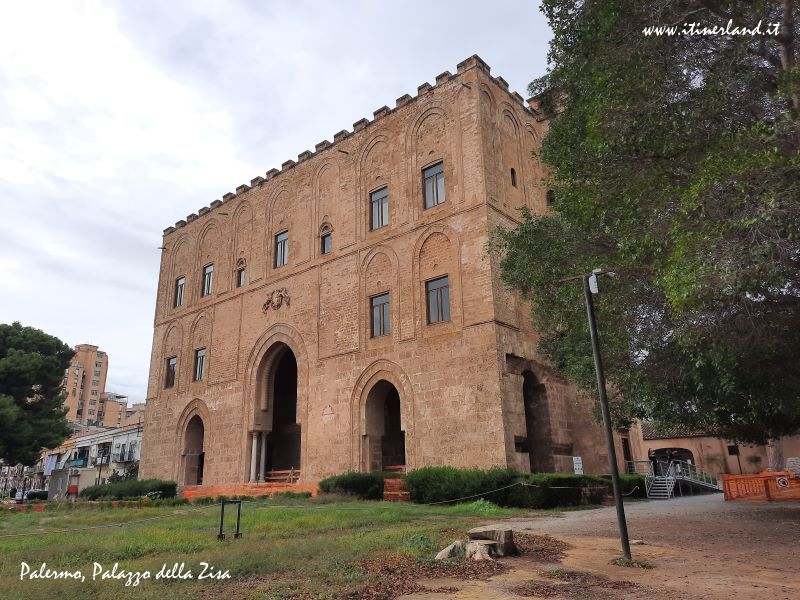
722;472;800;501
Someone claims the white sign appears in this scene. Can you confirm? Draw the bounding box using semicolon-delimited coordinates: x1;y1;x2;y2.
572;456;583;475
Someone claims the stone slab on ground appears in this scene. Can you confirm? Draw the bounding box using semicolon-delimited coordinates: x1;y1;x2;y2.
467;526;517;556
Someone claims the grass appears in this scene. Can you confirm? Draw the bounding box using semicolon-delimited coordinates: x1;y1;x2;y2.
0;496;546;599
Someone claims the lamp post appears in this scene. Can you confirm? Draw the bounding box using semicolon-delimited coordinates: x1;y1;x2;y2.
581;269;631;560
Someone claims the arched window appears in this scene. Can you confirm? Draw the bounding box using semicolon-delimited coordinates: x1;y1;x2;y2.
510;168;518;188
235;259;246;288
319;222;333;255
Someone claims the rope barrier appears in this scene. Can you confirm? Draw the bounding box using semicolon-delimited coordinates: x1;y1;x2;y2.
0;479;641;539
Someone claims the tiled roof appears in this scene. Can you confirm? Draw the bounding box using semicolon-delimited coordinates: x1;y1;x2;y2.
640;422;712;440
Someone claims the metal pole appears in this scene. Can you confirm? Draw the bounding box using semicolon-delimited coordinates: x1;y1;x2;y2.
234;501;242;539
583;275;632;561
217;502;226;540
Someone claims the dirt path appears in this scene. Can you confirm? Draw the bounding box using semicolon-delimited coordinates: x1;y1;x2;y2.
403;495;800;599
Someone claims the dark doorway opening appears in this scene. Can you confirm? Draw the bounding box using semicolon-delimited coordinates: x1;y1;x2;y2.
184;415;205;486
365;380;406;472
265;347;301;472
522;371;553;472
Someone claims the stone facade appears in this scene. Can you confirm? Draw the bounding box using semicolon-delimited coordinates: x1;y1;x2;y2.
139;55;618;487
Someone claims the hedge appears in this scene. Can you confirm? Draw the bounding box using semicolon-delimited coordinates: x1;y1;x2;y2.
405;467;613;508
318;471;386;500
599;474;647;498
79;479;177;500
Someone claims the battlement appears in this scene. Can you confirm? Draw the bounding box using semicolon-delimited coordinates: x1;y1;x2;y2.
167;54;533;234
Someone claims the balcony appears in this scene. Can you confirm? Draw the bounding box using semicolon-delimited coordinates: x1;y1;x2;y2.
113;451;136;462
68;458;87;468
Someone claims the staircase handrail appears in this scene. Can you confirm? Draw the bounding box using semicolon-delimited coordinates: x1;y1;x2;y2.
670;459;720;489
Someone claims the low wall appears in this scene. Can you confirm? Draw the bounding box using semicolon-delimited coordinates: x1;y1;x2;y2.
182;482;318;500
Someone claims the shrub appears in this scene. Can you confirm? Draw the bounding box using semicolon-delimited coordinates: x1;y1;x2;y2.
599;474;646;499
405;467;518;504
405;467;611;508
510;473;609;508
318;471;386;500
78;479;177;500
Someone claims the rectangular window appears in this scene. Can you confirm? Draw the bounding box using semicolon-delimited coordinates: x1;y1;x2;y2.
370;293;390;338
95;362;102;368
275;231;289;267
423;161;445;208
426;276;451;324
165;356;176;389
193;348;206;382
90;390;98;396
321;233;332;255
92;380;99;386
201;265;213;297
370;187;389;230
93;370;101;376
236;266;246;288
175;276;185;307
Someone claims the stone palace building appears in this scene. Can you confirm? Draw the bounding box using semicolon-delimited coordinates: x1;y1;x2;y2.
139;55;620;488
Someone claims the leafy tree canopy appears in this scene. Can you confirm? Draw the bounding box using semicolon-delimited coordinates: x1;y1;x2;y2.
0;322;73;464
494;0;799;443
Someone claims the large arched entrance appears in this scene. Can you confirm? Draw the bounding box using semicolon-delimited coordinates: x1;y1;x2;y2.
522;371;553;472
250;343;301;481
363;380;405;472
183;415;205;486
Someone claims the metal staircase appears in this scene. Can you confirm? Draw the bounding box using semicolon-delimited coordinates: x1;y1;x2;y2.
629;459;722;499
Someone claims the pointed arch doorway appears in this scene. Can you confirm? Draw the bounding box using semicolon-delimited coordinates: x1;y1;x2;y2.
250;342;301;481
363;380;405;472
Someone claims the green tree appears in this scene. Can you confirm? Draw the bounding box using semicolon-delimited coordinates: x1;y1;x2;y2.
0;322;74;464
494;0;800;443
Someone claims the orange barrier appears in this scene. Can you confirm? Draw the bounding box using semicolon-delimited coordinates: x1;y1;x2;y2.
182;482;318;500
383;477;410;502
722;472;800;501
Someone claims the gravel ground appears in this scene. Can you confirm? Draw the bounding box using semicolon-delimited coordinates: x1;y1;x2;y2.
404;494;800;600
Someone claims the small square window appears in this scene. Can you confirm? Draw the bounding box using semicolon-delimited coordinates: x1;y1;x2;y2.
165;356;176;389
727;445;739;456
175;275;186;307
426;276;451;324
193;348;206;382
275;231;289;267
321;233;332;255
423;162;445;208
370;293;390;338
201;265;213;297
370;187;389;230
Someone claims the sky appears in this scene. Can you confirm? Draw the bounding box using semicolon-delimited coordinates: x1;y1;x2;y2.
0;1;552;405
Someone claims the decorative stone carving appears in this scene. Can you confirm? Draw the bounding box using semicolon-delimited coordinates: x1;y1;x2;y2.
262;288;291;312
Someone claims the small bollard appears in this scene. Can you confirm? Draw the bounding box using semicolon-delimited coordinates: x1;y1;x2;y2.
217;500;243;540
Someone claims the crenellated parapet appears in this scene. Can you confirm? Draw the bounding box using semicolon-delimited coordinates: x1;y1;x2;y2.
166;54;537;234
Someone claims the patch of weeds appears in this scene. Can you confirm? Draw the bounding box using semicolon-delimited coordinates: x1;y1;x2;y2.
456;498;504;517
610;556;654;569
399;532;437;554
548;566;571;576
